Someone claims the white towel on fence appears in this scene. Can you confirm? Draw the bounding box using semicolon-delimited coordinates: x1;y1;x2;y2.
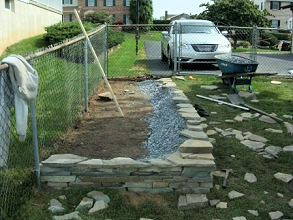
2;55;38;141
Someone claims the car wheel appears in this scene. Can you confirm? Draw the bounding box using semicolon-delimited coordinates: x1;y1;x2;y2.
168;49;174;69
161;43;167;62
161;50;167;62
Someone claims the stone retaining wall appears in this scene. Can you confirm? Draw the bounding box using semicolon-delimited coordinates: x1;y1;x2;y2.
40;78;216;194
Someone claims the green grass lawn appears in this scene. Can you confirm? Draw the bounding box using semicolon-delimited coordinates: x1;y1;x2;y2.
19;76;293;220
0;35;47;59
108;31;161;78
232;47;290;53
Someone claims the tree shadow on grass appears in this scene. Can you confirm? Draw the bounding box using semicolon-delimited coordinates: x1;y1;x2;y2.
34;37;48;49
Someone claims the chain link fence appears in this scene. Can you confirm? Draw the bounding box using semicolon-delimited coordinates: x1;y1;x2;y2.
107;24;293;77
0;26;106;219
0;21;292;219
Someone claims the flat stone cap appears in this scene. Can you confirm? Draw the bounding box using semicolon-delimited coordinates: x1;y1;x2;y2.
43;154;88;167
167;152;215;167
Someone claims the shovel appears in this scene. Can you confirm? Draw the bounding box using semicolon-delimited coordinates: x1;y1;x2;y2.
227;94;283;122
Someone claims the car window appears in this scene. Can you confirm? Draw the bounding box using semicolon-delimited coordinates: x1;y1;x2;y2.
180;25;219;34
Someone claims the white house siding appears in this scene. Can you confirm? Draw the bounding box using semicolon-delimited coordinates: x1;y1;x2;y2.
265;0;293;29
0;0;62;55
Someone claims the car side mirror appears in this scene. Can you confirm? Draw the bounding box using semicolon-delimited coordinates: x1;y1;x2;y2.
221;31;228;36
162;31;168;36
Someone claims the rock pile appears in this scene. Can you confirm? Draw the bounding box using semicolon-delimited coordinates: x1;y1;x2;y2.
49;191;110;220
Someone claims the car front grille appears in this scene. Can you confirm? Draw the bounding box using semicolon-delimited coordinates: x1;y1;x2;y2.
191;44;218;52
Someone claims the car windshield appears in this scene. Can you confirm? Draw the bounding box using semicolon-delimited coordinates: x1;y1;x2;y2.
180;25;219;34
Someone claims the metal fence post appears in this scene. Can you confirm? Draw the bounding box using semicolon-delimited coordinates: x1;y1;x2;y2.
30;100;41;189
178;23;182;73
28;59;41;189
250;26;258;61
174;22;178;73
84;39;89;112
291;30;293;54
104;23;108;77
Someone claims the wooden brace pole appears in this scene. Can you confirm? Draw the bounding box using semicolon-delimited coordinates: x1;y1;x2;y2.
74;9;124;117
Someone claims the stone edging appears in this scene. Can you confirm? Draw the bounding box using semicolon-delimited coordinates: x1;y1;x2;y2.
40;77;216;195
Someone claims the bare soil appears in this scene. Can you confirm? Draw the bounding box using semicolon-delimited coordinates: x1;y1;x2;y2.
121;192;169;208
58;81;153;159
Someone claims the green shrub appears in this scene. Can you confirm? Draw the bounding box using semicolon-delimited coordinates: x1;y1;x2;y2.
84;11;113;24
259;40;271;47
261;31;279;46
151;20;170;31
279;29;291;34
238;41;251;48
153;20;171;25
271;32;289;40
107;27;125;48
44;21;94;45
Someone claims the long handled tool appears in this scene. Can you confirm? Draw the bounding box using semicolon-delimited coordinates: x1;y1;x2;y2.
227;94;283;122
222;169;230;189
74;9;124;117
196;95;250;111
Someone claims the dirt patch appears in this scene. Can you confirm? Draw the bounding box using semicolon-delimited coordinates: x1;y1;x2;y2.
121;192;169;208
58;81;152;159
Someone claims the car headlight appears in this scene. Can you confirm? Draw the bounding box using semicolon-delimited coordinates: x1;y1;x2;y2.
219;42;231;50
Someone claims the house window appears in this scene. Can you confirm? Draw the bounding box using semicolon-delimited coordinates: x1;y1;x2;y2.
86;0;97;7
261;2;263;10
63;0;73;4
5;0;14;11
5;0;11;10
104;0;115;6
271;19;280;28
63;14;73;22
123;0;131;6
270;1;281;10
123;14;132;24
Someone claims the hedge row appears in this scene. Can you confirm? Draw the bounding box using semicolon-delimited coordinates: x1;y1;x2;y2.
44;21;124;50
153;20;171;25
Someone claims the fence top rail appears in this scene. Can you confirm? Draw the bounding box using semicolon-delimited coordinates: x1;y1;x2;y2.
217;25;254;29
0;25;106;71
108;24;172;27
257;27;293;31
108;24;293;32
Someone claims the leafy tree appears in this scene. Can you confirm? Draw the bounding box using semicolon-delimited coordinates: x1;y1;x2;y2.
129;0;153;24
197;0;271;27
84;11;113;24
196;0;272;49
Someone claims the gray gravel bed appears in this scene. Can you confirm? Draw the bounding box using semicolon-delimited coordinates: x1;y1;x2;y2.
138;80;187;161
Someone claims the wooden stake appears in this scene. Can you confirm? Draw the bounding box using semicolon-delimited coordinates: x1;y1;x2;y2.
74;9;124;117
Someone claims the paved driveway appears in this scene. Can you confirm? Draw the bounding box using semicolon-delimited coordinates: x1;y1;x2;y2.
144;41;293;77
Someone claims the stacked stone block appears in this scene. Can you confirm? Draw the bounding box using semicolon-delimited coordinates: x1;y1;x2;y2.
40;154;215;194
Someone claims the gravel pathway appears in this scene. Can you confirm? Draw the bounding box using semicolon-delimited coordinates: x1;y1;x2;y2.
139;80;187;161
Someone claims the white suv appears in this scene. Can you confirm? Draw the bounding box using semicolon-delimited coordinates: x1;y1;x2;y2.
161;19;232;69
